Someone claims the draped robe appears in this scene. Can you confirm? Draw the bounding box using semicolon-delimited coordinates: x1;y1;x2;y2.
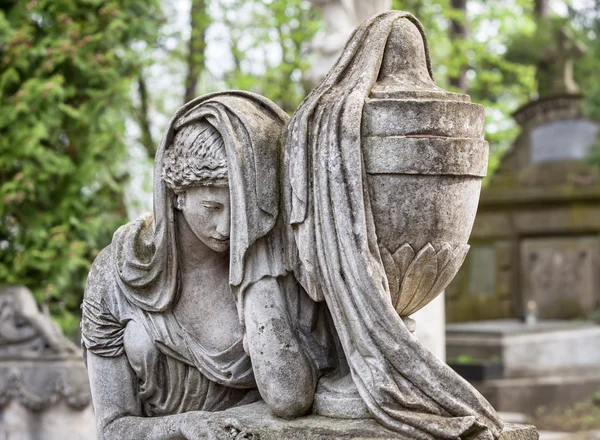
81;92;337;416
285;11;504;440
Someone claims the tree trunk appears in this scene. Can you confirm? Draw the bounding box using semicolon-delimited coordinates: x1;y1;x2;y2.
534;0;549;18
449;0;468;91
184;0;209;104
137;75;156;158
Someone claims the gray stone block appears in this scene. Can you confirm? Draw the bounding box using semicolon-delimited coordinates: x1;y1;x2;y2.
208;402;539;440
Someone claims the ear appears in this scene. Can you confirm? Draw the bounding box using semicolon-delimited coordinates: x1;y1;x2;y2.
175;192;186;210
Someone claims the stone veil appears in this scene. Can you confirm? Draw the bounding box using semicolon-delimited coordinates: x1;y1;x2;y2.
82;91;295;391
285;11;504;439
111;91;289;314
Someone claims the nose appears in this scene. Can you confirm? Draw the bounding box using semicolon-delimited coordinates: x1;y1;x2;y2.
216;208;230;238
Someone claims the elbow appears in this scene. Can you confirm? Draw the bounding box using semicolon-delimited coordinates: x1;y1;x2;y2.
98;416;126;440
265;393;313;419
264;388;313;419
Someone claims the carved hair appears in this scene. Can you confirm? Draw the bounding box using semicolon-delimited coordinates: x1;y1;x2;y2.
161;119;228;192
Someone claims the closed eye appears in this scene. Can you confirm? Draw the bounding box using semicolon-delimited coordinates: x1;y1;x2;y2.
202;203;222;211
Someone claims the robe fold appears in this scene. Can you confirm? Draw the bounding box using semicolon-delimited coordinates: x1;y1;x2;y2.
285;11;504;439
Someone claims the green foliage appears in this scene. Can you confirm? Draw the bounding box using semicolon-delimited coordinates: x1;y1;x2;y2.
219;0;320;114
0;0;162;331
394;0;537;178
574;4;600;169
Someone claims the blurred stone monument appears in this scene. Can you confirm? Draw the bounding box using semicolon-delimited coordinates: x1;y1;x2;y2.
447;27;598;321
445;29;600;414
308;0;392;84
0;286;95;440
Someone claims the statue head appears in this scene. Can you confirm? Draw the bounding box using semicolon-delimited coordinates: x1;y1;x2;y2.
162;120;231;253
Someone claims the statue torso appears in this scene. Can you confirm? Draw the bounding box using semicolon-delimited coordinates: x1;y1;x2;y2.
172;260;243;353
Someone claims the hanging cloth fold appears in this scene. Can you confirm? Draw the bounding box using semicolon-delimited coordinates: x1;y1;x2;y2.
112;91;289;313
286;11;503;439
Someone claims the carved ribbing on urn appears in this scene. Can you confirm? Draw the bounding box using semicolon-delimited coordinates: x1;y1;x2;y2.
380;242;470;316
362;16;486;319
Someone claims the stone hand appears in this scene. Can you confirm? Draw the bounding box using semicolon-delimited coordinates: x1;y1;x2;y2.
180;411;254;440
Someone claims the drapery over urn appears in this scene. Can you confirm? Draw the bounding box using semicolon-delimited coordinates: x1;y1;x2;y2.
362;18;488;317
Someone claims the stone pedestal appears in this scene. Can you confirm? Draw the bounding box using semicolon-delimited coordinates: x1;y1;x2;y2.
447;319;600;413
413;292;446;360
212;401;538;439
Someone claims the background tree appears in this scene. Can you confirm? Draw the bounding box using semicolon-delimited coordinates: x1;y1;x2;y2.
184;0;210;104
393;0;536;176
217;0;319;114
0;0;162;337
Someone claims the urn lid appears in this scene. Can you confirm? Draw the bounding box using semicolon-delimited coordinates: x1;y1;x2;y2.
363;17;485;141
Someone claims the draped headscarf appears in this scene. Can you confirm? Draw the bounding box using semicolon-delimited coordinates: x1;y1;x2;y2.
285;11;503;439
112;91;289;313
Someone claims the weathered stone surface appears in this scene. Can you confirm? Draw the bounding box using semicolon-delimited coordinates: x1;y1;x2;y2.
82;11;515;440
500;423;540;440
201;402;539;440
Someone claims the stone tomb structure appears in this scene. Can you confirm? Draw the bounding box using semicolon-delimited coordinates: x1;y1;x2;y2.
0;286;95;440
444;30;600;414
447;319;600;413
447;29;598;322
81;12;537;439
446;94;600;321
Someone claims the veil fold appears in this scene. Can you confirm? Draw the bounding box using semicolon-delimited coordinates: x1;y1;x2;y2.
285;11;503;439
112;91;289;312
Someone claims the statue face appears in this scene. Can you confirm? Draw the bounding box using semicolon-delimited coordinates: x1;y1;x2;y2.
180;186;231;253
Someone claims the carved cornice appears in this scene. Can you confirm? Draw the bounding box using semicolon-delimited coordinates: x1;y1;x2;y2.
512;94;585;128
0;364;91;411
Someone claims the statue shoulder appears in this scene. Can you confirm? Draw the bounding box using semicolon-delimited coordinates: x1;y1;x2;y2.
84;245;117;307
85;215;152;302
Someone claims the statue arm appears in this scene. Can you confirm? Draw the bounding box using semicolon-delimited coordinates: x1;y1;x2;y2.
243;277;316;418
86;352;210;440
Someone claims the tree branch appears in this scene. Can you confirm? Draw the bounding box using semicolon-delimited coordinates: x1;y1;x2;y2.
184;0;210;104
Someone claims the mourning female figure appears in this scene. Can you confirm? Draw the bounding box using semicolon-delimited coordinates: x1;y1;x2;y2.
81;92;326;439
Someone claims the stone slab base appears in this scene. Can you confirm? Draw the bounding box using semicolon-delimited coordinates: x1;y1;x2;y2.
446;320;600;378
476;371;600;414
212;402;538;439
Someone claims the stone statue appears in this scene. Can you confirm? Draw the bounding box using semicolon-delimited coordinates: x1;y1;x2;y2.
83;11;536;440
82;92;338;438
308;0;392;83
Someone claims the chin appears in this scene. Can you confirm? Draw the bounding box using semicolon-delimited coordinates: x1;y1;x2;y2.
208;240;230;253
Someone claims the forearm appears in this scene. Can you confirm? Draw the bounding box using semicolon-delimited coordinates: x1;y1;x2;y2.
101;413;188;440
87;354;207;440
244;277;316;418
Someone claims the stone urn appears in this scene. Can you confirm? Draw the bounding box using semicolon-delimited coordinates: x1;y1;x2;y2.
363;18;488;318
